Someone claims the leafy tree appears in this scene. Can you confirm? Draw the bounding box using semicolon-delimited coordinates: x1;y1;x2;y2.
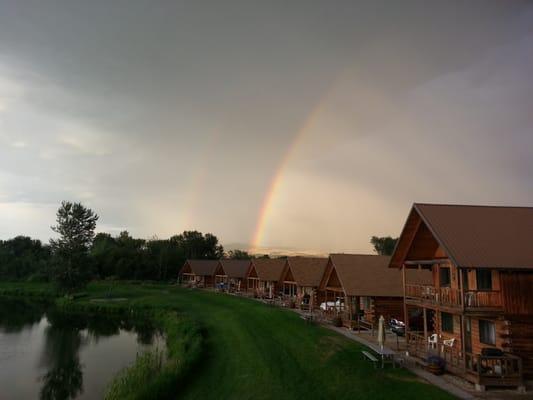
170;231;224;260
50;201;98;291
370;236;398;256
0;236;51;280
226;249;251;259
146;238;184;281
91;233;117;278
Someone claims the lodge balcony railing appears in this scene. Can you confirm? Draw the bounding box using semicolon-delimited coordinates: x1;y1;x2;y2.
465;353;523;386
405;284;502;310
406;331;523;386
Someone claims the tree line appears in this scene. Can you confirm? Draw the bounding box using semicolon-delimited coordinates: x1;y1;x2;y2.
0;201;397;291
0;202;227;289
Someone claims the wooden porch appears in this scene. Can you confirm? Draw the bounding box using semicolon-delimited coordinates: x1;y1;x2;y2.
406;331;523;389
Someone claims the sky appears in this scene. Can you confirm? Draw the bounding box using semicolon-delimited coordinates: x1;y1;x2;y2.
0;0;532;254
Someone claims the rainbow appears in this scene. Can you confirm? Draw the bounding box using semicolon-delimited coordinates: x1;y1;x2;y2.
250;98;329;251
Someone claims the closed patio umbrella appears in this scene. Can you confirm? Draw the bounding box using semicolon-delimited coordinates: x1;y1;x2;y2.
377;315;386;350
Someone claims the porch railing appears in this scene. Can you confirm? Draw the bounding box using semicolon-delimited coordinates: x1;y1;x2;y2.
465;353;523;386
405;284;502;309
464;290;502;309
407;332;523;386
405;284;437;303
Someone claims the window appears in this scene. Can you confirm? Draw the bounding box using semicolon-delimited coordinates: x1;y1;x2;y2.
362;297;372;310
441;312;454;333
476;269;492;291
440;267;451;287
479;320;496;345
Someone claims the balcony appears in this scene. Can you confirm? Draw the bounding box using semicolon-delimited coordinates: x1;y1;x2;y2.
405;284;502;311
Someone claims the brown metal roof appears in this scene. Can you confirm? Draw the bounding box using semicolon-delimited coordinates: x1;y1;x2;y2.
183;259;219;276
219;259;251;278
329;254;431;297
251;258;287;281
285;257;328;287
410;204;533;269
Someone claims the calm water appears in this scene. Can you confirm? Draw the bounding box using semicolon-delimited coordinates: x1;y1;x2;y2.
0;299;164;400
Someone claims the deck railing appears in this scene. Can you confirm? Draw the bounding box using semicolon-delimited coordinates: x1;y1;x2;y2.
407;331;523;386
406;331;430;359
464;290;502;309
405;284;502;309
405;284;437;303
465;353;523;386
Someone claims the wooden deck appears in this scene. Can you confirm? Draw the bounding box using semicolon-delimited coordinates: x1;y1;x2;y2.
406;331;523;389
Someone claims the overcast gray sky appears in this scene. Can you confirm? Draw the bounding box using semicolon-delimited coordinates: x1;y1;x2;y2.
0;0;532;253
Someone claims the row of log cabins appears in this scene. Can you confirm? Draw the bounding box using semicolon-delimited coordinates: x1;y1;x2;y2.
180;254;430;331
179;203;533;391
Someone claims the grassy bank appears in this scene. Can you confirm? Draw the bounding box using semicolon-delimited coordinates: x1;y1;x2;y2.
0;282;455;399
104;311;203;400
0;281;204;400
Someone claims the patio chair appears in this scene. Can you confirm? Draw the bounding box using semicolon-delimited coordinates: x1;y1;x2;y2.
428;334;438;349
441;337;455;353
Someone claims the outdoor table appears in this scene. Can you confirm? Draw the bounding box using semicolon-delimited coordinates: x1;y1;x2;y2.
368;344;396;368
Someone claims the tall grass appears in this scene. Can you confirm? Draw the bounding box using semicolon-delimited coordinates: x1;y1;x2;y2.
104;312;204;400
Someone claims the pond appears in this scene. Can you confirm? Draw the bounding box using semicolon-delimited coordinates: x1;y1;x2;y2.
0;298;164;400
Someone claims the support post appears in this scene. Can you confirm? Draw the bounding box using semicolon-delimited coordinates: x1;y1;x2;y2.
423;307;428;339
355;296;361;332
402;265;408;331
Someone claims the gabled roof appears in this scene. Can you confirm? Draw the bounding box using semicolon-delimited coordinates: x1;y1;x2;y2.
390;203;533;269
284;257;328;287
328;254;398;296
327;254;431;297
182;259;219;276
251;258;287;282
219;259;251;279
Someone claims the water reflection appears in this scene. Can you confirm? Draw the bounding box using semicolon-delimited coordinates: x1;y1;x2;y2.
0;299;162;400
40;312;85;400
0;297;44;333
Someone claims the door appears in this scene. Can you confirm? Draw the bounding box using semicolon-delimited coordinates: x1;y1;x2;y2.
464;317;472;353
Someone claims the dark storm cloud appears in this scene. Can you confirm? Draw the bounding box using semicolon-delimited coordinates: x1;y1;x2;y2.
0;0;532;251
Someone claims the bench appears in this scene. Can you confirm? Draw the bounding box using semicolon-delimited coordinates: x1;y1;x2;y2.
300;314;314;323
362;350;379;368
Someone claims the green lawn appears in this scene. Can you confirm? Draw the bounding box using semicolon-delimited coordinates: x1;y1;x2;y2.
0;282;455;400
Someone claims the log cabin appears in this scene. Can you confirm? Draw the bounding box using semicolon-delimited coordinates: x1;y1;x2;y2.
179;259;222;288
319;254;431;330
246;258;286;298
218;259;251;292
279;257;328;310
390;203;533;391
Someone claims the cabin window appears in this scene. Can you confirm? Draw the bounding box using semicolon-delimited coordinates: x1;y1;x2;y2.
362;297;372;310
439;267;451;287
479;320;496;345
476;269;492;291
441;312;454;333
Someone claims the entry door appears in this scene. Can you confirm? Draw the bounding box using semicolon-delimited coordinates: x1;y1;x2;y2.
464;317;472;354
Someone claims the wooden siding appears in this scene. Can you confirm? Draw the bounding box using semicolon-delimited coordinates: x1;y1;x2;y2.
507;316;533;379
364;297;403;324
500;271;533;315
469;317;505;356
406;222;440;261
435;311;463;352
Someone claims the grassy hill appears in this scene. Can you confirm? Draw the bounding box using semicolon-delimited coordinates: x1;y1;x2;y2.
0;282;455;399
